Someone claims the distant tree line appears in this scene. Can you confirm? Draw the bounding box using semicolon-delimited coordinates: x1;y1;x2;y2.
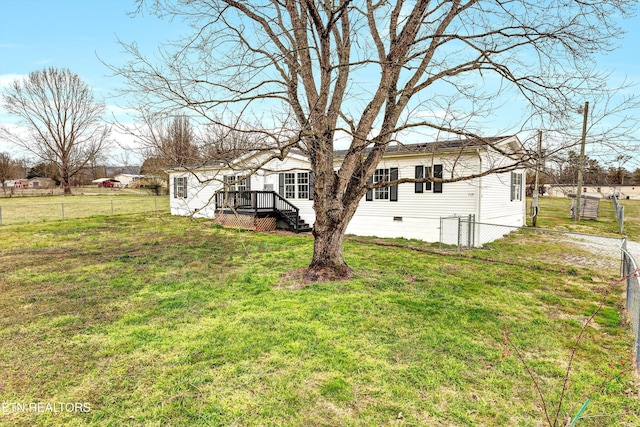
0;152;26;193
528;150;640;193
0;150;142;192
137;114;259;183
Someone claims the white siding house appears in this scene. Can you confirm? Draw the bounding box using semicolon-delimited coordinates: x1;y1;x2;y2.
113;174;143;188
168;136;526;245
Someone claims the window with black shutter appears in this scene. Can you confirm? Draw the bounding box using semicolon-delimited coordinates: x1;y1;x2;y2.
433;164;443;193
415;165;433;192
415;165;423;193
367;168;398;201
277;172;309;198
389;168;398;201
365;176;373;201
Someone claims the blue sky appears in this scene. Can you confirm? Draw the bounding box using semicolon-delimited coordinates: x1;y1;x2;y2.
1;0;639;168
0;0;188;162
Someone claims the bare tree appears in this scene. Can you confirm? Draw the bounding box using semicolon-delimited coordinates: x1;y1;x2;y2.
154;114;200;168
135;113;201;186
0;152;21;194
1;67;110;195
114;0;638;280
200;125;270;164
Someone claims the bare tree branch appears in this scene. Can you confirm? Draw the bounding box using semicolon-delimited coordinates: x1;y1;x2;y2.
1;67;111;194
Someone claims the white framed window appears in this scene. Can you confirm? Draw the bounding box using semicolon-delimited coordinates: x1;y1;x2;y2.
279;172;309;199
374;168;390;200
366;168;398;202
284;173;296;198
278;172;313;200
511;172;523;201
297;172;309;199
173;177;187;198
225;175;248;191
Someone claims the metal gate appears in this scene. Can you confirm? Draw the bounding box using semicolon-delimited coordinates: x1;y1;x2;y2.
439;214;476;251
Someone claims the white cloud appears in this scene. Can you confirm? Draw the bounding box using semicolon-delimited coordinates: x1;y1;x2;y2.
106;125;144;165
0;123;33;158
104;104;137;121
0;73;27;89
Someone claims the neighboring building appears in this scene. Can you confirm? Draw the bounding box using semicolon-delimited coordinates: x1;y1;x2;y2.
547;184;640;200
168;136;527;246
27;177;53;189
92;178;120;188
4;180;19;188
113;174;144;188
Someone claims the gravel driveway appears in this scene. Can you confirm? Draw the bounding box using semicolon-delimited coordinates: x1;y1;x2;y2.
560;232;639;273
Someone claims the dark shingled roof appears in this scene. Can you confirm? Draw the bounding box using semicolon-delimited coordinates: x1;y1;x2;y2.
333;136;512;158
169;136;517;171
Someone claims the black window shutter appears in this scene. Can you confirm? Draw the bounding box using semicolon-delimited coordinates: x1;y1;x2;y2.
308;172;315;200
278;173;284;196
414;166;423;193
365;176;373;201
245;174;251;191
183;177;187;198
433;164;443;193
425;167;432;191
173;177;178;198
390;168;399;201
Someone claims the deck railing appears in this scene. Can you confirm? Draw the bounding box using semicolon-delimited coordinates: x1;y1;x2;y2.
214;190;301;231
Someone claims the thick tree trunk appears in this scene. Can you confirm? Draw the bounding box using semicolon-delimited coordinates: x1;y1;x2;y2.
62;169;72;195
305;216;353;282
303;170;361;282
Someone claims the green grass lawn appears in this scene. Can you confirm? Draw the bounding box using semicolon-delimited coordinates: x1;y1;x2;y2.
0;195;169;225
528;197;639;240
0;214;638;426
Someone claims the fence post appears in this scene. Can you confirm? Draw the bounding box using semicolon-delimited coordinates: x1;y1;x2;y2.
61;203;65;220
471;214;477;248
465;215;469;249
457;217;462;254
623;239;631;310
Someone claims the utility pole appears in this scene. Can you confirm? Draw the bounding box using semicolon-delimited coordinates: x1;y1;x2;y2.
532;130;542;227
574;101;588;222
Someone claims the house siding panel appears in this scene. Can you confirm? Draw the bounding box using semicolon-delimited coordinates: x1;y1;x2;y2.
168;137;525;245
168;153;317;226
346;156;480;242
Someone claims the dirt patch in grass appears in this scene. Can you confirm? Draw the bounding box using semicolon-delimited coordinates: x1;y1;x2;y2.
277;268;311;290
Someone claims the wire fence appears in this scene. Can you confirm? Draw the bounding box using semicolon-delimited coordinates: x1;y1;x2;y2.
439;216;522;251
0;197;169;225
622;239;640;369
439;215;640;369
612;194;625;234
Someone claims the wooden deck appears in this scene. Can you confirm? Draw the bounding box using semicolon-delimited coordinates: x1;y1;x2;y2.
214;191;312;232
